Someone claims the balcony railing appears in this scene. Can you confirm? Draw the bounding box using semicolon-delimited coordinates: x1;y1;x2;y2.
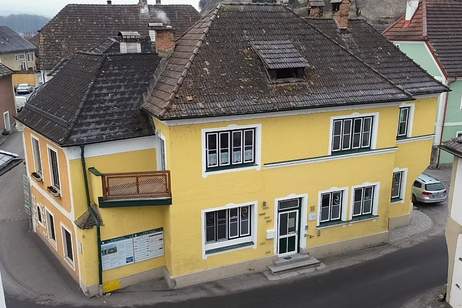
101;171;171;201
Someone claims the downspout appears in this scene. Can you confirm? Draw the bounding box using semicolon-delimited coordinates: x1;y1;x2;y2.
437;79;453;168
80;145;103;294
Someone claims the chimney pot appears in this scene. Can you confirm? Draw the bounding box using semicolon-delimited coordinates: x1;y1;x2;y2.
309;0;325;17
334;0;352;30
156;0;161;4
405;0;419;21
107;0;112;4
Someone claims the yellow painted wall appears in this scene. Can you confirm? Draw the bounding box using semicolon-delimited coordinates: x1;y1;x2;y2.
154;98;437;278
66;147;167;290
12;73;38;87
23;128;72;213
390;97;438;219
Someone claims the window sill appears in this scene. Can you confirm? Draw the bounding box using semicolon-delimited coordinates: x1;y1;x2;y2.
31;172;43;183
47;186;61;198
391;197;404;204
205;163;259;176
318;220;345;229
205;241;254;256
351;214;379;223
396;135;409;141
331;148;371;156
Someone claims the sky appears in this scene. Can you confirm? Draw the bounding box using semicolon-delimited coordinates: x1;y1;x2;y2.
0;0;199;18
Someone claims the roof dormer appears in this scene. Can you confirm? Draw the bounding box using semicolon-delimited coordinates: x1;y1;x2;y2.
251;40;309;84
118;31;142;54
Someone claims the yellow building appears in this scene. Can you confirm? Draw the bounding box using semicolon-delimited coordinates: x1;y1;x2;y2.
0;26;37;87
17;2;447;297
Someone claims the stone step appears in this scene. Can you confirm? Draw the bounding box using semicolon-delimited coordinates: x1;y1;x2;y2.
268;255;322;274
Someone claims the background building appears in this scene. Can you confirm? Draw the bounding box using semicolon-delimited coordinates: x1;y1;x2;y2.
0;64;15;133
0;26;37;87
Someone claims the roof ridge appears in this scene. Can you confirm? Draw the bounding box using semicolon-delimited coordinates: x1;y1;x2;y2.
61;54;107;144
285;5;413;100
145;4;221;118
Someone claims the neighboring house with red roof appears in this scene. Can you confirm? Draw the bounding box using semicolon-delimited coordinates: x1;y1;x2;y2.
384;0;462;165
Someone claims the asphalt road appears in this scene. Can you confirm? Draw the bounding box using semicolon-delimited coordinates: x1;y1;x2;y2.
5;235;447;308
0;132;450;308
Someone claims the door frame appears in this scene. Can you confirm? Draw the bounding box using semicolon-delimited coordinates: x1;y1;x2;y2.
274;194;308;257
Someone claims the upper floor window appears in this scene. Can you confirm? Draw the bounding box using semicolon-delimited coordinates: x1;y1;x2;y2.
206;128;256;171
332;116;373;154
353;185;376;218
320;190;343;224
48;148;60;191
397;107;411;139
16;54;25;60
31;137;42;178
27;53;33;62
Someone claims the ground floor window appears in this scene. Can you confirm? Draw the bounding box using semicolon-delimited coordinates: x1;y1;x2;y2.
62;227;74;263
37;205;43;223
46;210;56;241
353;186;376;217
391;171;405;202
320;191;343;224
204;204;254;255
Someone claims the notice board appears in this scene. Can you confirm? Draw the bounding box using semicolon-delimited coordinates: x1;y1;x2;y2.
101;228;164;271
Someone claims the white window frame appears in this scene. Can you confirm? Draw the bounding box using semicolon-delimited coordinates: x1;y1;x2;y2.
45;209;57;249
201;201;257;259
391;168;408;204
202;124;262;177
329;112;379;155
349;182;380;220
31;135;43;177
459;96;462;111
60;223;75;269
317;187;349;226
47;145;61;193
397;103;415;139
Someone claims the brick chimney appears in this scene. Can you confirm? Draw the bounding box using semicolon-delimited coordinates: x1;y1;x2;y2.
309;0;325;18
334;0;352;30
149;23;175;57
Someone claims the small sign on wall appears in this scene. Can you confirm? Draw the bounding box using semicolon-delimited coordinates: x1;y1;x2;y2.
101;228;164;271
308;212;317;221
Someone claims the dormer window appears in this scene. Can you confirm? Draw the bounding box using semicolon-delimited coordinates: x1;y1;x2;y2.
251;40;309;84
118;31;141;54
268;67;306;83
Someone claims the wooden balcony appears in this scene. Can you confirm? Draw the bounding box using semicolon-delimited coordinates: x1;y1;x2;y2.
98;171;172;207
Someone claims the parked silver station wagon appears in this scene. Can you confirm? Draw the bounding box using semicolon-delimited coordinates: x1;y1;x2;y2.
412;174;447;204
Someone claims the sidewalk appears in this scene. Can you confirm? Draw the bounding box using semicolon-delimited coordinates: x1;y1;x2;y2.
0;206;440;307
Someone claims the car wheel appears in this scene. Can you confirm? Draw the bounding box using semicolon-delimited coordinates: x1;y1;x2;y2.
412;194;418;205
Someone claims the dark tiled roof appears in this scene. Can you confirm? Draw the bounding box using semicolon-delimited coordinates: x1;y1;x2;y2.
251;40;309;69
307;18;447;96
440;137;462;158
0;64;12;78
37;4;200;70
384;0;462;78
426;0;462;77
0;26;37;54
143;4;416;120
16;51;160;146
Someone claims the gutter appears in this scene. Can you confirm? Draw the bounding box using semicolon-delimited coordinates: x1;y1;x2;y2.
79;145;103;295
437;79;454;167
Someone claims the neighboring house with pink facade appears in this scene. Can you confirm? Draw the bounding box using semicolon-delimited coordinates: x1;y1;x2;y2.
0;64;15;133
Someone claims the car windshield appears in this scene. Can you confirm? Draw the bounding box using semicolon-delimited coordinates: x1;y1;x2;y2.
425;183;445;191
